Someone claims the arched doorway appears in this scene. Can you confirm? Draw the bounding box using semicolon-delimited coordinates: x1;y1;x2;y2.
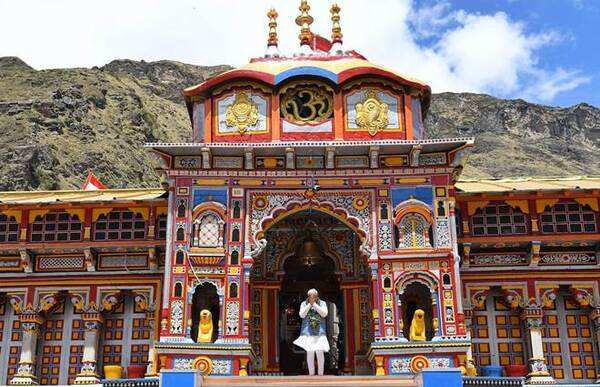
250;209;372;375
190;283;219;343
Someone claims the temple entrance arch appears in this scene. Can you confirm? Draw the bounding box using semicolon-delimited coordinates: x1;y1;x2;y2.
249;208;373;375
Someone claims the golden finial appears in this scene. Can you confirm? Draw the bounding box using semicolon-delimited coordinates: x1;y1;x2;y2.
295;0;313;46
330;3;343;45
267;8;279;48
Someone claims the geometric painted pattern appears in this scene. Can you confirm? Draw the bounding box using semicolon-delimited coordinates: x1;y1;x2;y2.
543;294;597;382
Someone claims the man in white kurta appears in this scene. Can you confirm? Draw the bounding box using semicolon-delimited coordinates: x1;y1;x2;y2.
293;288;329;376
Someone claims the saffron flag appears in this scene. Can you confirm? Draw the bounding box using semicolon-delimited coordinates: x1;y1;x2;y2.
82;170;107;190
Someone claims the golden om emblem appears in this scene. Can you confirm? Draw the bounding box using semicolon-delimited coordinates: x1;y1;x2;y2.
281;84;333;124
355;89;389;136
225;92;259;133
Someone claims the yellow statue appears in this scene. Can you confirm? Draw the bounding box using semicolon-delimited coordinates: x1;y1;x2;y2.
409;309;427;341
196;309;213;343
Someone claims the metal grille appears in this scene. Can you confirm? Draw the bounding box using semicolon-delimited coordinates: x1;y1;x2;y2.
30;212;82;242
471;203;527;236
0;214;18;243
398;215;429;248
156;215;167;239
94;211;147;241
540;202;596;234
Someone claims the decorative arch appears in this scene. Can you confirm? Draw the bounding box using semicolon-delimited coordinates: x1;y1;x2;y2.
254;201;369;258
192;201;226;220
191;202;226;249
395;271;439;294
394;198;434;225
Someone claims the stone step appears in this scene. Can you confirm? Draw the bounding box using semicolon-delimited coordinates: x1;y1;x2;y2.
202;375;417;387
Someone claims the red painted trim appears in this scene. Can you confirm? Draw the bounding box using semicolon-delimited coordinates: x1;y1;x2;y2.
338;67;430;93
184;70;275;97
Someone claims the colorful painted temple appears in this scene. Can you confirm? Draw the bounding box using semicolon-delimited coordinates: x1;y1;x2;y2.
0;2;599;386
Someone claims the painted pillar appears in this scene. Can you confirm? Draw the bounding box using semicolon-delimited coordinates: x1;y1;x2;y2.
521;305;554;384
431;291;441;338
395;295;407;341
10;312;43;385
145;309;158;377
74;310;105;384
448;200;464;314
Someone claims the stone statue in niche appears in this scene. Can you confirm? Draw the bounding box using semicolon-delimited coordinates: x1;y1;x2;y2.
196;309;214;343
409;309;427;341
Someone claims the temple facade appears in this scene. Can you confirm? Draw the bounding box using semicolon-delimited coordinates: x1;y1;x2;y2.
0;2;598;386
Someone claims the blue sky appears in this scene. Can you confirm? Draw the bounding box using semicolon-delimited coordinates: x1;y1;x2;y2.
0;0;598;107
420;0;599;107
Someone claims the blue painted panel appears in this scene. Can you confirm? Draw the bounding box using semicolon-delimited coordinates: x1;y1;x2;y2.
275;66;338;84
391;186;434;207
419;369;462;387
193;187;228;208
160;370;197;387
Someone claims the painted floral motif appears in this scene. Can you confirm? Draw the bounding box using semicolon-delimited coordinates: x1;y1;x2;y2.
226;302;240;335
170;300;184;334
434;218;451;248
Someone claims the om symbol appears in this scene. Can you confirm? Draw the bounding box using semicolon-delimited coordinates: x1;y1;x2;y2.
281;84;333;124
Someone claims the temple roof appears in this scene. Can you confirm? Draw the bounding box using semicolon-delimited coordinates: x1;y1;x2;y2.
0;188;167;205
456;176;600;194
183;56;430;98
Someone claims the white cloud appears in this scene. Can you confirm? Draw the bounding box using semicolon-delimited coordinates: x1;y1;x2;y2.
0;0;589;104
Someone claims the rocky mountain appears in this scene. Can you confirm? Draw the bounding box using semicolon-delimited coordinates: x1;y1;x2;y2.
0;56;597;191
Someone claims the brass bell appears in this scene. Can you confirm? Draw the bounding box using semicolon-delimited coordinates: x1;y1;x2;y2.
299;239;320;266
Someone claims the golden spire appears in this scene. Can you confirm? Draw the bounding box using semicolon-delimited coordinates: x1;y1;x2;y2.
267;8;279;48
295;0;314;47
330;3;343;45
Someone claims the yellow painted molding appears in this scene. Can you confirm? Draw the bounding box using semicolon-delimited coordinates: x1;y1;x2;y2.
195;179;228;186
574;197;598;211
535;199;559;214
0;210;22;223
467;201;490;216
505;200;529;214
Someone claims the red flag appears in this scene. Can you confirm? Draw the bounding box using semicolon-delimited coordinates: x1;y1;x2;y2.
310;34;333;53
82;170;107;190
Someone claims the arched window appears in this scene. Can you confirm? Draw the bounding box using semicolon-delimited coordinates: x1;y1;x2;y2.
471;202;527;236
176;227;185;241
175;250;184;265
231;228;240;242
380;203;389;220
31;211;82;242
177;201;186;218
540;202;596;234
229;283;239;298
233;202;241;219
397;214;430;248
0;214;19;243
93;210;146;241
230;250;239;265
156;214;167;239
437;201;446;217
192;212;223;248
174;282;183;298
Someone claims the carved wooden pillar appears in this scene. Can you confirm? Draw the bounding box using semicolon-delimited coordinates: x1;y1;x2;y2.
10;310;43;385
145;308;158;377
521;305;554;384
74;308;104;384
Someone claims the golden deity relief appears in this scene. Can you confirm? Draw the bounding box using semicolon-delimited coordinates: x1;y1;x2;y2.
355;89;389;136
225;92;259;133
